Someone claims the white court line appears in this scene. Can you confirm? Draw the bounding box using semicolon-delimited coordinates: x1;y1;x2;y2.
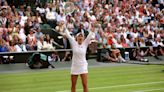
56;81;164;92
134;88;164;92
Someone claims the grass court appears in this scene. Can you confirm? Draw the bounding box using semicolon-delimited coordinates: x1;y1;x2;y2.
0;64;164;92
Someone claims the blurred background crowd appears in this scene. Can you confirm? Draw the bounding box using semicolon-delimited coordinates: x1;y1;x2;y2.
0;0;163;57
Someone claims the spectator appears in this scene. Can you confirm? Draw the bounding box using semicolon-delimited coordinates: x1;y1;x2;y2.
18;5;24;16
12;35;19;45
0;0;163;59
48;51;60;62
26;29;37;51
33;12;42;24
26;39;37;51
0;39;9;52
101;48;118;62
36;3;46;23
18;25;26;43
66;17;75;33
120;35;128;48
56;11;66;23
37;35;45;50
0;12;7;26
0;24;8;40
55;21;65;34
115;40;123;48
98;31;110;48
15;38;27;52
110;44;126;62
148;46;162;60
25;6;33;17
8;40;16;52
46;8;57;28
44;34;54;50
33;18;40;30
24;18;33;35
133;38;140;47
126;34;134;47
132;47;149;62
27;29;37;44
139;38;146;47
35;27;43;41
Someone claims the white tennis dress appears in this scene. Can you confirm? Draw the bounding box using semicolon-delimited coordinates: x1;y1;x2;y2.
65;29;95;75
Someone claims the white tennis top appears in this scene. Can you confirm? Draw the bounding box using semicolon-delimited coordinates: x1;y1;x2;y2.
65;28;95;75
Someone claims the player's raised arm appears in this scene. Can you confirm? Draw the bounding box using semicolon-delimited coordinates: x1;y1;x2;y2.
84;24;95;45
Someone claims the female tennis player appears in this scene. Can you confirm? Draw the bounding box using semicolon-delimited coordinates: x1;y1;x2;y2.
64;25;95;92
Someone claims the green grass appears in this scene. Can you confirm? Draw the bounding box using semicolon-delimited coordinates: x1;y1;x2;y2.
0;65;164;92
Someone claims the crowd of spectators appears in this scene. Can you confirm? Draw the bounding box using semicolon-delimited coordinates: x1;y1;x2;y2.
0;0;164;58
0;0;56;52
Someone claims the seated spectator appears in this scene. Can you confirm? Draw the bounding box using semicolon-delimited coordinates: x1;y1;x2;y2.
8;23;19;37
110;44;126;63
8;41;16;52
98;33;111;48
44;34;55;50
37;35;54;50
48;51;60;62
132;47;149;62
37;35;45;50
35;27;43;41
46;8;57;28
25;6;33;17
139;38;146;47
157;45;164;56
12;35;19;45
33;18;41;30
33;12;43;24
24;17;33;35
18;5;25;16
26;29;37;51
55;21;65;34
56;11;66;23
134;38;140;47
18;25;27;43
105;28;115;46
120;35;128;48
66;17;75;33
5;36;10;46
0;39;9;52
15;39;27;52
101;48;118;62
27;29;37;44
126;34;134;47
26;39;37;51
89;40;97;53
36;3;46;23
147;46;162;60
0;12;7;26
115;40;123;48
156;37;164;46
0;24;8;39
